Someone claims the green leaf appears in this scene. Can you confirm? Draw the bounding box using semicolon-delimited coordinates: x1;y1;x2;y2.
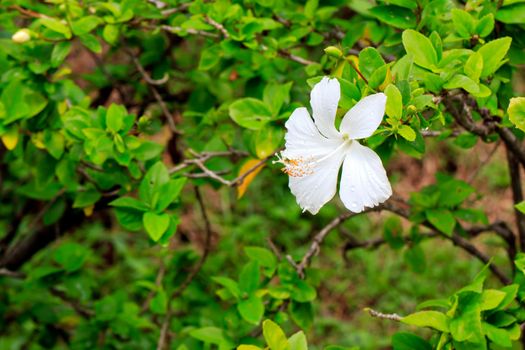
392;332;432;350
476;14;494;37
139;162;169;207
443;74;479;94
199;45;221;70
110;197;149;211
155;178;187;211
516;201;525;214
40;17;72;38
370;5;416;29
480;289;507;311
143;212;170;242
263;82;293;116
385;84;402;119
73;190;101;208
402;30;438;70
189;327;234;348
79;34;102;53
106;104;126;132
496;3;525;24
150;289;167;314
51;41;71;68
212;277;240;299
288;331;307;350
358;47;385;79
508;97;525;132
426;209;456;236
239;260;260;294
54;242;90;272
263;320;290;350
244;247;277;270
477;37;512;78
398;125;416;141
482;322;512;347
71;16;101;35
237;295;264;324
229;98;273;130
102;24;119;45
402;311;449;332
451;9;475;39
383;216;404;249
464;52;483;82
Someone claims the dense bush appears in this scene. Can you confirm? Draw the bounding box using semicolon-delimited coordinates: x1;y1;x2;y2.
2;0;525;349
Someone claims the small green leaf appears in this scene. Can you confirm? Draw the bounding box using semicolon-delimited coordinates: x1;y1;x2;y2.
143;212;170;242
477;37;512;78
451;9;475;39
402;311;449;332
464;52;483;82
358;47;385;79
370;5;416;29
288;331;307;350
189;327;234;348
426;209;456;236
263;320;290;350
71;16;101;35
482;322;512;347
79;34;102;53
40;17;72;38
244;247;277;270
496;3;525;24
385;84;402;119
106;104;126;132
508;97;525;132
102;24;119;45
51;41;72;67
110;197;149;211
392;332;432;350
480;289;507;311
263;82;293;116
239;260;260;294
476;14;494;37
402;30;438;70
237;295;264;324
398;125;416;141
73;190;101;208
443;74;479;94
229;98;273;130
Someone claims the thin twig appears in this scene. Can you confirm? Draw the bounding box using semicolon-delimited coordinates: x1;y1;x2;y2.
156;187;213;350
204;16;229;38
507;148;525;252
0;268;25;278
365;308;402;322
291;207;378;278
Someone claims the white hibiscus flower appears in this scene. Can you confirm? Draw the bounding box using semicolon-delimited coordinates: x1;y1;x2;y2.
276;77;392;214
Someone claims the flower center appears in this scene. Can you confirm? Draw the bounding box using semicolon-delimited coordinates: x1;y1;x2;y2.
274;138;352;178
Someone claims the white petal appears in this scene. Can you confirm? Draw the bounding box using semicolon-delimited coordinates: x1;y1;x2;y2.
283;107;341;159
289;151;345;215
310;77;341;139
339;93;386;140
339;142;392;213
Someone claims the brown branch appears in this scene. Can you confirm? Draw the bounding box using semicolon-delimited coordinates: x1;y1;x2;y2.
382;201;511;285
365;307;403;322
204;16;229;39
50;288;94;318
507;148;525;252
156;186;213;350
289;207;378;278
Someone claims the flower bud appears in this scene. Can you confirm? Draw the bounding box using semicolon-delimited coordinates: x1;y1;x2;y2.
12;29;31;43
324;46;343;59
407;105;417;113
